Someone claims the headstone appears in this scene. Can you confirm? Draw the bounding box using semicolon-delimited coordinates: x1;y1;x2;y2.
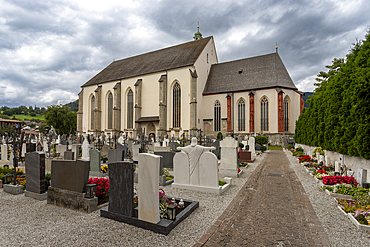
211;139;221;159
249;137;255;154
154;146;171;152
255;144;261;151
72;144;81;160
117;143;128;158
50;160;90;193
56;145;67;158
132;144;140;162
108;149;124;163
325;156;331;166
1;144;7;161
357;168;367;187
154;151;175;169
219;137;239;177
43;140;48;153
25;152;46;194
199;152;219;188
90;149;101;172
117;136;124;144
319;155;325;163
26;143;36;153
173;152;189;185
64;151;74;160
108;161;134;216
21;143;27;158
81;138;89;160
9;152;14;167
241;141;248;150
138;153;160;224
339;154;344;166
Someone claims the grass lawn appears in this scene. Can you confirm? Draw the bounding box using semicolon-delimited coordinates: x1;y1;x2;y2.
268;145;283;150
13;114;45;121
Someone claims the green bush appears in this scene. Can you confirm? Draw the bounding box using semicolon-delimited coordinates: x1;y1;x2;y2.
239;142;244;149
217;132;223;140
219;180;227;186
255;136;268;145
261;146;267;152
287;144;292;150
45;173;51;191
296;147;304;152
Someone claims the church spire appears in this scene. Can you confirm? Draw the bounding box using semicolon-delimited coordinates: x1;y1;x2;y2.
193;22;203;40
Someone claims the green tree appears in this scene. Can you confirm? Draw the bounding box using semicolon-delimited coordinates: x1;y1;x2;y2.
45;105;77;135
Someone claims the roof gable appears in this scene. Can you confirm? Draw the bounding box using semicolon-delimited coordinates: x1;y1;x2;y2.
82;37;212;87
203;53;297;95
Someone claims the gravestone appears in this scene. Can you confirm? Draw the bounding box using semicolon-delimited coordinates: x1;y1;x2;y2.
154;151;175;169
319;155;325;163
72;144;81;160
26;143;36;153
249;137;255;154
1;144;7;161
241;141;248;150
199;152;219;188
9;152;14;167
219;137;239;177
21;143;27;158
138;153;160;224
127;140;133;154
43;140;48;153
117;136;124;144
81;138;89;160
132;144;140;162
50;160;90;193
339;154;344;166
325;156;331;166
25;152;47;200
64;151;74;160
108;149;124;163
117;143;128;159
211;139;221;159
56;145;68;158
357;168;367;187
255;144;261;151
108;161;134;216
89;149;101;172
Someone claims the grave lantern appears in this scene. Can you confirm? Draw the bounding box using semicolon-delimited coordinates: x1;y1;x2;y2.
85;184;97;198
167;204;176;220
3;173;13;184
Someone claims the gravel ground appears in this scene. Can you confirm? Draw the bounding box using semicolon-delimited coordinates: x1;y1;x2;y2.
285;149;370;247
0;153;265;247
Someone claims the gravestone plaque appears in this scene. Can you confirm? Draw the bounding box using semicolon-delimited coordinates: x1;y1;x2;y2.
56;145;68;158
108;162;134;216
255;144;261;151
211;140;221;159
72;144;81;160
26;143;36;153
154;151;175;169
64;151;74;160
357;168;367;187
81;138;89;160
51;160;89;193
89;149;101;172
25;152;46;194
117;143;128;158
108;149;124;164
1;144;7;161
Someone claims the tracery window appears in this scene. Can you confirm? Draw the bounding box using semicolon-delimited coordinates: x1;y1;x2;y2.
127;89;133;129
214;100;221;131
284;97;289;132
261;97;269;131
90;96;95;130
173;83;181;128
238;99;245;131
107;92;113;129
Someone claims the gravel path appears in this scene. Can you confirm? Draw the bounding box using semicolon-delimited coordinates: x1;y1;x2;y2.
285;149;370;247
0;154;265;247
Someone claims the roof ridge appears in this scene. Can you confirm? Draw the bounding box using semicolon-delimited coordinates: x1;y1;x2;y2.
213;52;278;66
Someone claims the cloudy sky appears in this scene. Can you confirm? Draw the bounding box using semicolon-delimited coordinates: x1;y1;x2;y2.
0;0;369;107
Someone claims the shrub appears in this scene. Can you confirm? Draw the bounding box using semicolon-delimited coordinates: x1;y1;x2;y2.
239;142;244;149
355;214;368;225
287;144;292;150
217;132;223;140
261;146;267;152
255;136;268;145
296;147;304;152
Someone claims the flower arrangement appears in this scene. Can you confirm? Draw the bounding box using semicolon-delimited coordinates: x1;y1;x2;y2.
298;155;312;163
88;177;109;197
134;189;173;219
322;175;358;187
101;165;108;173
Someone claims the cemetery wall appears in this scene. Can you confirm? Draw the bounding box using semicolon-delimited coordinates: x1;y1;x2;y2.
297;143;370;182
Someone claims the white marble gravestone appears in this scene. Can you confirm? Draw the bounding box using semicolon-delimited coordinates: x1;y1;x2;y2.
138;153;160;224
56;145;67;158
81;138;90;160
132;144;140;162
334;161;341;173
21;143;27;158
199;152;219;188
219;137;239;177
325;156;331;166
117;136;124;145
319;155;325;163
1;144;7;161
249;137;255;155
357;168;367;187
339;154;344;166
9;151;14;167
43;140;48;153
241;141;248;150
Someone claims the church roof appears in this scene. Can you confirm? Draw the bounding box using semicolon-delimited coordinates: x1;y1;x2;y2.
82;37;212;87
203;53;297;95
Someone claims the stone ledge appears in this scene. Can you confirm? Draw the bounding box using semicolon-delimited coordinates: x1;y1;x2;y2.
4;184;24;195
25;191;48;201
172;182;230;194
47;186;98;213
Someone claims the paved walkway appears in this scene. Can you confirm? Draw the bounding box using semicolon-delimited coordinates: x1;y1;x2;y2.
195;150;329;246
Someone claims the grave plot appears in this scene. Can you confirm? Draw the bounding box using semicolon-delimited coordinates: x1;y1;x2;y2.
101;154;198;235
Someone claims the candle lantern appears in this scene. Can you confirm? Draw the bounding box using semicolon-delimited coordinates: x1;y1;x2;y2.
85;184;97;198
167;204;176;220
2;173;13;184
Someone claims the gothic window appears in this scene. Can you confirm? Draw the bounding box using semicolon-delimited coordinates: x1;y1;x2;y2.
238;99;245;131
261;97;269;131
284;97;289;132
107;92;113;129
127;89;133;129
214;100;221;131
90;96;95;130
173;82;181;128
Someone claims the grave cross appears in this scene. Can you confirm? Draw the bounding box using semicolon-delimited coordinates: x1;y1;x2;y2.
8;131;25;185
170;135;176;152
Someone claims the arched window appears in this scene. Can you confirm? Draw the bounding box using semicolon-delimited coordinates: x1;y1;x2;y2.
238;99;245;131
107;92;113;129
214;100;221;131
284;97;289;132
261;97;269;131
173;82;181;128
127;89;133;129
90;96;95;130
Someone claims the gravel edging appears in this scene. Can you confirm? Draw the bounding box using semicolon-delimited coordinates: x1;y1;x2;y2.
0;153;266;247
284;149;370;247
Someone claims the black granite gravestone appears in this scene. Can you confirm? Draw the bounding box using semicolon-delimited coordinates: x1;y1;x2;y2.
108;162;134;217
256;144;261;151
108;149;124;163
117;143;128;158
64;151;74;160
154;151;175;169
212;140;221;159
26;143;36;153
51;160;89;193
25;152;45;194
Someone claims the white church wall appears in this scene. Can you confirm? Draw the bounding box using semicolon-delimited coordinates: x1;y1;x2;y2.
194;37;218;131
254;89;278;133
233;92;250;134
140;72;161;118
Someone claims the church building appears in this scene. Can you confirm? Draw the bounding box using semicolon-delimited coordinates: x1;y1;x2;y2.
77;28;304;144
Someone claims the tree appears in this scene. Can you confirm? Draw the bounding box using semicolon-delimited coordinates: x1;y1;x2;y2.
45;105;77;135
